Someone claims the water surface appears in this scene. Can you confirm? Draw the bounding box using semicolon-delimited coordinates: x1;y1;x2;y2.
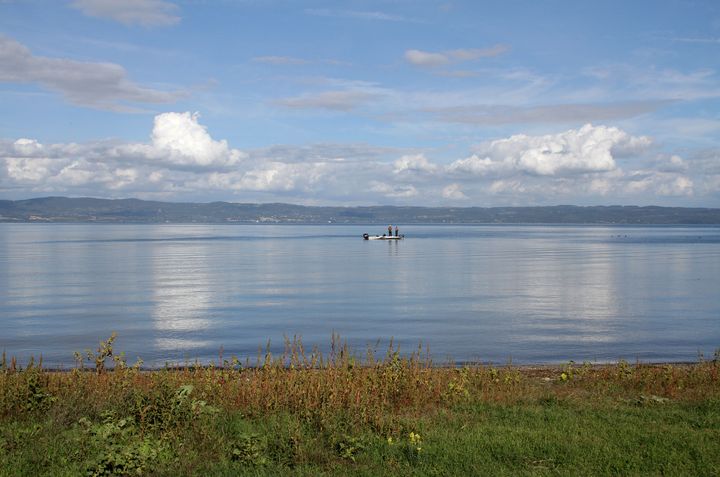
1;224;718;366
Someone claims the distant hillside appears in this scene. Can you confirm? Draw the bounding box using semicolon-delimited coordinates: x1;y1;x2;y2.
1;197;719;224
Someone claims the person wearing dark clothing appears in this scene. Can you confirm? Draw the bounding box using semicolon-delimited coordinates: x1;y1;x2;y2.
394;225;399;237
388;225;392;236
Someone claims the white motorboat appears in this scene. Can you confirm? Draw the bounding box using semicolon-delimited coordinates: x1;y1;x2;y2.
363;233;404;240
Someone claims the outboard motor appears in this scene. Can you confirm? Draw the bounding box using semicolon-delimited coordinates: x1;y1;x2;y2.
362;233;369;240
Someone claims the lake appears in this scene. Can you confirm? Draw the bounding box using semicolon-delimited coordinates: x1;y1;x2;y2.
1;224;719;367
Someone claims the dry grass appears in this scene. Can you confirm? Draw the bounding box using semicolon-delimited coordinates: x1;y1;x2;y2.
2;335;719;428
1;336;719;475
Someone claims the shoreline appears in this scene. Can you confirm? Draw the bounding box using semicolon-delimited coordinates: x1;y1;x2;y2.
5;356;712;373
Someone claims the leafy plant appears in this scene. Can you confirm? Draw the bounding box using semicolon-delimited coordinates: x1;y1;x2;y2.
334;434;366;462
79;412;170;476
231;433;268;466
80;332;117;375
23;369;56;412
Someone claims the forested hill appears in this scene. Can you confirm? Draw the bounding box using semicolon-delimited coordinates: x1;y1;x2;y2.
1;197;719;224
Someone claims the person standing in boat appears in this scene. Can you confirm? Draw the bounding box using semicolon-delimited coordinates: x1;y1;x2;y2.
388;225;392;236
394;225;399;237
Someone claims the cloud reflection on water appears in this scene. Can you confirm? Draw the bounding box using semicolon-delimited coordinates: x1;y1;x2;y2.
151;242;212;352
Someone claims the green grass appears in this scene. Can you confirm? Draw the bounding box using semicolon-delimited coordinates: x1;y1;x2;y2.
1;337;719;476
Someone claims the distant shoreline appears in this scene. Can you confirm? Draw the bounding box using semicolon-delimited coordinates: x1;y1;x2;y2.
2;196;720;224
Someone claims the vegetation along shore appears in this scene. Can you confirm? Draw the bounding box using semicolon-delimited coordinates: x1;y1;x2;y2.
1;335;719;476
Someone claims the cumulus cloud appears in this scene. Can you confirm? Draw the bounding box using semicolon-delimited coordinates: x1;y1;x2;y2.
1;113;247;194
653;154;689;173
442;183;468;200
0;35;184;111
405;45;508;67
487;180;527;195
70;0;180;27
432;125;700;204
12;138;44;156
658;176;694;196
393;154;437;174
450;124;651;177
5;157;57;183
623;171;694;197
0;112;379;201
4;153;145;192
0;118;705;205
147;112;245;168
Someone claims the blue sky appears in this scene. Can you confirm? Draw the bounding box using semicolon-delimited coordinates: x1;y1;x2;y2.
1;0;719;206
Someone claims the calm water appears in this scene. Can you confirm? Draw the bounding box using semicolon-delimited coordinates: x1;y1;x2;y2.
1;224;719;367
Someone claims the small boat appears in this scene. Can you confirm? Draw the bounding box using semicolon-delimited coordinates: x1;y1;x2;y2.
363;233;404;240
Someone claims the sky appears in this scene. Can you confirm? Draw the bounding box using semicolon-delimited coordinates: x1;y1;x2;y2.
1;0;719;206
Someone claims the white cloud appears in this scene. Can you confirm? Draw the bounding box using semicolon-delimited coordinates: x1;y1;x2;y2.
393;154;437;174
206;162;328;193
55;161;96;186
148;112;245;168
70;0;180;27
98;112;245;169
5;157;57;182
653;154;688;173
588;178;611;195
405;45;508;67
404;50;450;67
488;180;526;195
0;35;184;111
13;138;44;156
449;46;509;60
442;183;468;200
657;176;694;196
433;125;701;203
447;155;496;176
450;124;651;177
240;167;296;192
0;113;348;199
0;118;708;205
622;170;695;197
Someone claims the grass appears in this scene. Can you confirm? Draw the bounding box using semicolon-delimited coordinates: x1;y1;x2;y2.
1;335;719;476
